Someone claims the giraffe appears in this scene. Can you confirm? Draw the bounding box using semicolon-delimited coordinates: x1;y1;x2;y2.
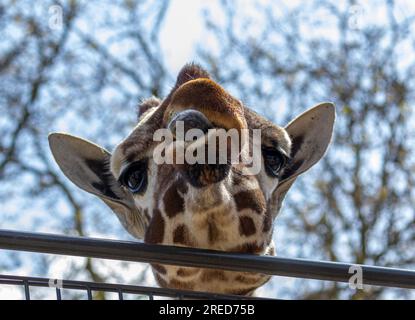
48;63;335;296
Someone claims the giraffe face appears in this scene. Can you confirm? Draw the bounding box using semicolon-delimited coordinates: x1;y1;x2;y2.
49;64;335;241
108;65;333;233
49;64;335;295
110;78;290;219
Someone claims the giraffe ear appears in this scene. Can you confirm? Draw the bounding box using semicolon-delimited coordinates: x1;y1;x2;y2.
48;133;145;239
272;103;335;214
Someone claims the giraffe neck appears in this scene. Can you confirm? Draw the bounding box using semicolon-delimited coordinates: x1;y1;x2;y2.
143;167;274;295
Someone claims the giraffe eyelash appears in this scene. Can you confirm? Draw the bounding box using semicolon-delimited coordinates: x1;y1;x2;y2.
118;159;148;194
262;147;289;178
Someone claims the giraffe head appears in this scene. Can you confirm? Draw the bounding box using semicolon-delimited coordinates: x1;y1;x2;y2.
49;64;334;294
49;63;335;248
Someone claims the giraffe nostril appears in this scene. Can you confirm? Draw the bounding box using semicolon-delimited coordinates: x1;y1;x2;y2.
181;162;231;188
168;109;213;138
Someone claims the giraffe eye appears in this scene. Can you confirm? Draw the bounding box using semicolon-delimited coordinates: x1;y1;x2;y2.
262;147;287;178
119;160;148;194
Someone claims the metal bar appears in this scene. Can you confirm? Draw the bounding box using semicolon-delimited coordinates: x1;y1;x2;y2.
0;229;414;289
23;280;30;300
86;287;93;300
56;288;62;300
0;274;259;300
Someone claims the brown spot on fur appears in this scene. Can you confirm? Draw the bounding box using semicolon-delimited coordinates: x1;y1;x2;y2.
152;263;167;275
232;172;243;185
201;270;227;282
144;209;164;244
163;183;185;218
235;274;264;285
234;190;266;214
229;242;265;254
262;211;273;232
228;287;257;296
176;180;188;194
173;224;192;245
170;278;195;290
239;216;256;236
177;268;199;277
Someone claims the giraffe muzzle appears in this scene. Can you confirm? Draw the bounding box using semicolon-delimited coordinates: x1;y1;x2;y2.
167;109;231;188
162;78;248;188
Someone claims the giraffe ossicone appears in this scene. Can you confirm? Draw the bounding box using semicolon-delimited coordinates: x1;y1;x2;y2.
49;63;335;296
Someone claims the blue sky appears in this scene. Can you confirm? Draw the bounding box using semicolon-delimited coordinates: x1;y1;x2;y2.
160;0;415;74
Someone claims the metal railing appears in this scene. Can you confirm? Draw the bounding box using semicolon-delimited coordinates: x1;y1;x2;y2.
0;229;414;299
0;274;259;300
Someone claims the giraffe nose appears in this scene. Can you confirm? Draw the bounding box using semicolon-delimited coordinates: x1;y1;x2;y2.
168;109;213;138
166;109;231;188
